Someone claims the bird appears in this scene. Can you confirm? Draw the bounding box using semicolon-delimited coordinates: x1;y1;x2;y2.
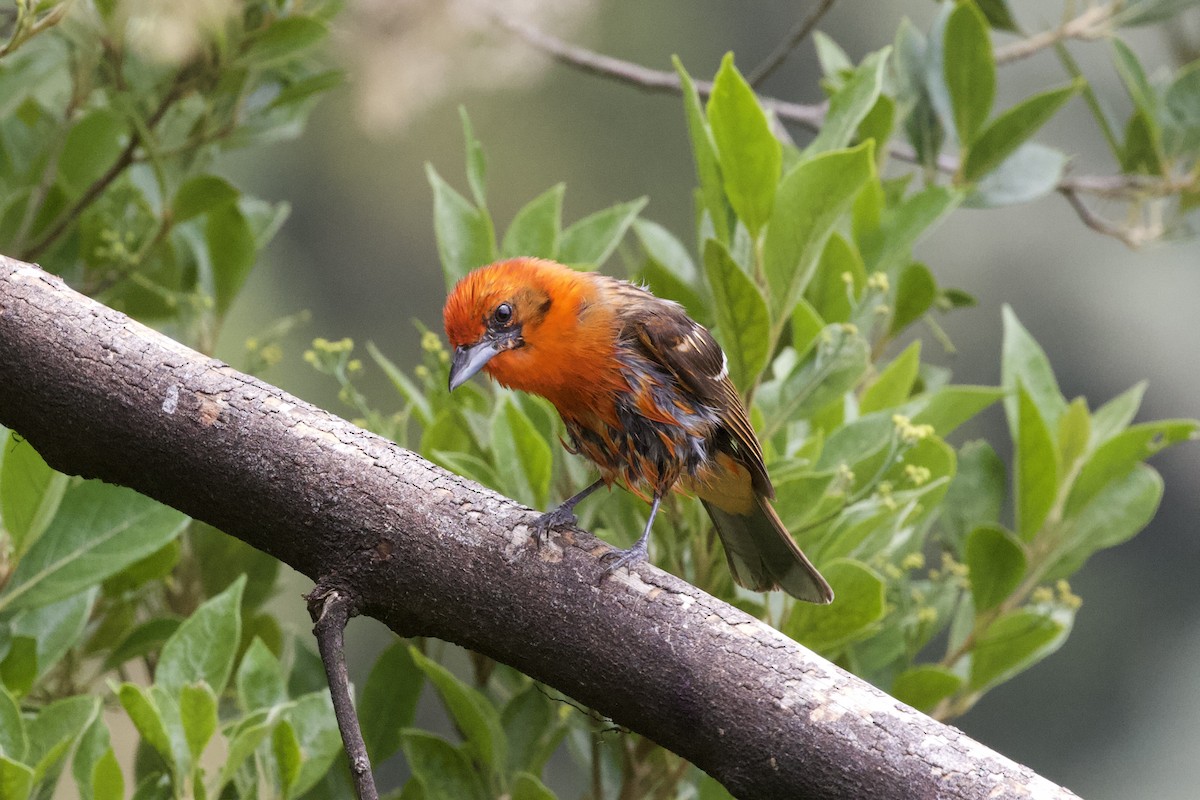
443;257;833;604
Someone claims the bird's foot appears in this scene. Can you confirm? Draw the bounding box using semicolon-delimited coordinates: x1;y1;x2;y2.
599;539;649;579
529;505;578;547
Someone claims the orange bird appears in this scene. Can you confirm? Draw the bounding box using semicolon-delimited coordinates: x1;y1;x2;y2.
443;257;832;603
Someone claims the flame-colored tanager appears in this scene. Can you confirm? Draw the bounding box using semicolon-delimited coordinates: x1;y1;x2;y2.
443;257;833;604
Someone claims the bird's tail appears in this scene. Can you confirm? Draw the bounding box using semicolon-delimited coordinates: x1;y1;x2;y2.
701;497;834;604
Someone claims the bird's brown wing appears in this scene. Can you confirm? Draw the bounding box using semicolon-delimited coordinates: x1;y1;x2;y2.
624;293;774;499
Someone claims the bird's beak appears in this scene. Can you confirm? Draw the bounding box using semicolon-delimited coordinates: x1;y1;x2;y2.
448;339;501;391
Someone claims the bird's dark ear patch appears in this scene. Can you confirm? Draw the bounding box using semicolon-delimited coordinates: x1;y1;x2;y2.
539;295;553;316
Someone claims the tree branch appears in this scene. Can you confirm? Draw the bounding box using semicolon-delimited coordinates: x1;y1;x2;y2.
497;15;1182;248
0;255;1080;800
993;4;1115;65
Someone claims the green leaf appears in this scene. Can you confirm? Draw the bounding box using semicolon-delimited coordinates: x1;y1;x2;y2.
963;83;1080;181
400;731;489;800
1045;464;1163;580
410;648;506;774
59;109;124;196
909;385;1004;437
858;186;961;275
8;589;94;684
943;1;995;144
1091;381;1146;443
674;56;729;244
242;16;328;66
117;684;173;766
702;239;771;391
1001;305;1066;432
459;107;489;208
762;325;870;429
1014;382;1059;540
0;433;67;557
215;712;272;793
286;690;342;797
492;398;553;509
0;756;32;800
805;233;865;324
155;576;244;696
976;0;1019;30
965;525;1027;611
1056;397;1092;471
861;341;921;414
191;523;279;612
785;559;886;650
206;203;257;317
172;176;239;223
808;48;890;154
272;720;303;792
103;617;181;672
72;713;110;800
891;665;963;712
707;53;781;236
1067;420;1197;516
0;637;36;697
0;685;26;761
502;685;566;775
178;683;217;761
813;31;853;79
1114;0;1200;26
790;298;825;358
236;637;287;712
427;163;496;290
966;142;1070;207
1121;109;1165;174
501;184;564;260
91;749;123;800
361;640;422;764
557;198;647;267
762;143;874;321
941;441;1006;550
512;772;557;800
889;261;937;335
970;609;1071;691
0;482;187;614
632;219;709;324
368;342;434;427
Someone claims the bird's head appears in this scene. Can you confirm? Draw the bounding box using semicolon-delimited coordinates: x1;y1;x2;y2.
443;258;585;391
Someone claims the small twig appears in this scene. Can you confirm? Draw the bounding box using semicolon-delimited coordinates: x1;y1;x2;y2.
1058;186;1147;249
994;4;1116;65
748;0;839;87
308;585;379;800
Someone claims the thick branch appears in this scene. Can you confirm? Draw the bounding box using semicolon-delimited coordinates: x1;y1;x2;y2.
0;257;1079;800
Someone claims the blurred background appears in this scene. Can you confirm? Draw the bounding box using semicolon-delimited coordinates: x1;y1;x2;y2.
213;1;1200;797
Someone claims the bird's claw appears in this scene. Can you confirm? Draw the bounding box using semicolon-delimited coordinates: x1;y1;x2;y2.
599;540;649;579
529;505;578;547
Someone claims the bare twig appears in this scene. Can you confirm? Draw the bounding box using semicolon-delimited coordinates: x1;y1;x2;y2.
994;4;1116;65
308;586;379;800
1058;186;1152;249
748;0;839;87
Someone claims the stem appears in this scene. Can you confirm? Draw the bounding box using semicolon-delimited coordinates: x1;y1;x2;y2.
307;586;379;800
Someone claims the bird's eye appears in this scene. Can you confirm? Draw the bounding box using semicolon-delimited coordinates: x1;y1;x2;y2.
493;303;513;325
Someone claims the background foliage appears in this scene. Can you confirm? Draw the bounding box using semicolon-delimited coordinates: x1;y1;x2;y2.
0;1;1198;798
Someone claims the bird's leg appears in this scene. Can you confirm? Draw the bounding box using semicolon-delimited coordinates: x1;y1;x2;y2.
530;479;605;545
600;492;663;578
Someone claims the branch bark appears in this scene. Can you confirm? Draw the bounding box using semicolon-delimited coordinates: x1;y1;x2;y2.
0;256;1080;800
